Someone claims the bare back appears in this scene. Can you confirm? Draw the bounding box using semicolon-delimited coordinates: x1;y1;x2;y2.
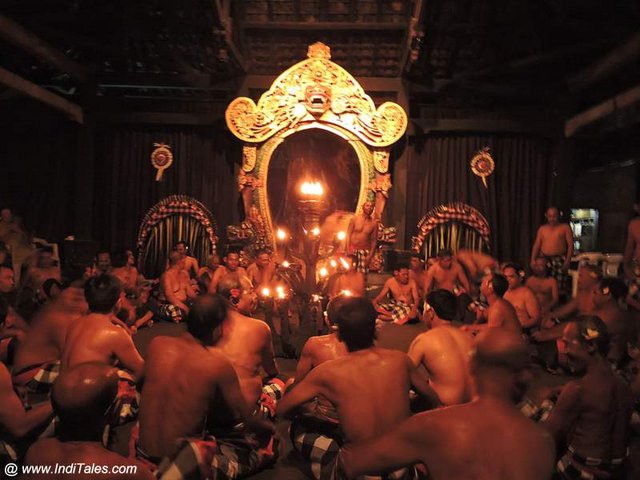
486;300;522;334
24;438;152;480
408;326;474;405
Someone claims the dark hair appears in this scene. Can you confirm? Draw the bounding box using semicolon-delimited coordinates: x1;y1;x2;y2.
395;263;409;271
187;294;227;344
168;250;182;266
426;289;457;321
503;262;525;280
175;241;188;249
336;297;377;352
111;251;128;268
490;273;509;297
255;248;271;258
84;274;122;313
217;273;242;299
438;249;453;258
597;277;627;301
0;295;7;324
410;253;422;259
42;278;63;298
326;294;350;326
574;315;610;356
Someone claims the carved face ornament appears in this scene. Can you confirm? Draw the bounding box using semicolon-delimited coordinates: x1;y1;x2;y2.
304;84;331;116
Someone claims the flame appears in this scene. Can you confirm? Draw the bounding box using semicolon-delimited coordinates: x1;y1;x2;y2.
300;181;324;196
261;287;271;297
342;289;352;297
339;257;350;269
337;231;346;241
276;228;288;241
282;260;290;268
319;267;328;277
311;227;320;236
330;259;337;268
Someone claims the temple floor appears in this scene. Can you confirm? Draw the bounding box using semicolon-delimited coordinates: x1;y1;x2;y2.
127;320;640;480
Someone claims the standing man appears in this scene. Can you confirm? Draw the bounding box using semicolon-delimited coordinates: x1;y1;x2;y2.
623;201;640;280
346;200;377;274
531;207;574;298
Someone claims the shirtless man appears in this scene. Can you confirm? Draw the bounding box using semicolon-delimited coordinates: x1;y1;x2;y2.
62;274;144;381
373;266;419;324
213;274;282;418
160;250;196;323
111;250;139;291
197;253;220;287
409;289;474;406
330;254;366;299
95;250;112;275
208;250;247;294
278;297;434;480
175;241;199;278
24;248;61;296
623;202;640;280
22;363;153;480
423;249;471;294
13;285;87;399
138;294;272;469
339;329;555;480
590;278;630;367
463;273;521;336
546;316;632;479
247;249;276;291
502;263;541;333
409;253;426;299
526;258;559;314
531;207;574;297
346;200;377;273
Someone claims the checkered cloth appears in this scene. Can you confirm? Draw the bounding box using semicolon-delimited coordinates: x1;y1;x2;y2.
111;370;140;426
545;255;570;297
291;417;417;480
352;249;369;274
259;375;287;420
556;445;625;479
519;396;556;423
378;300;413;325
159;303;187;323
12;360;61;399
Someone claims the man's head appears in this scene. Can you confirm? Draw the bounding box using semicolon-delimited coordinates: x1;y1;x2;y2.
52;362;119;440
437;249;453;269
217;274;257;314
471;328;530;402
84;274;122;314
125;249;135;266
207;254;221;269
168;250;184;269
425;289;458;324
96;251;111;273
531;257;549;277
362;201;375;217
111;250;129;269
36;248;55;268
409;254;423;272
175;241;188;257
225;251;241;271
335;297;377;352
577;264;601;291
558;316;609;374
0;208;12;222
394;265;409;285
0;265;15;294
480;273;508;299
326;294;351;329
591;277;626;308
545;206;561;225
0;295;8;324
502;263;525;289
187;294;228;346
43;278;63;300
255;249;271;269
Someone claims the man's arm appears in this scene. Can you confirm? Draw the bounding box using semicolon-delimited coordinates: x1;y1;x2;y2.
530;228;542;266
294;339;316;383
548;298;578;321
367;222;378;265
373;280;391;308
0;364;53;438
544;381;582;443
409;280;419;317
454;263;471;293
345;217;356;253
208;268;223;294
563;225;574;269
113;329;145;381
524;289;541;329
423;268;435;294
406;357;441;408
340;414;430;479
276;366;329;419
548;278;559;312
260;325;279;377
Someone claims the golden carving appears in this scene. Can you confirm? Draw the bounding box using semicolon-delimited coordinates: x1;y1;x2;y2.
373;150;389;174
242;145;257;172
225;43;407;148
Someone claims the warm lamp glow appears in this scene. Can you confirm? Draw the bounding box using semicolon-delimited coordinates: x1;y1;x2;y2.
311;227;320;236
276;228;288;241
337;231;346;241
300;181;324;196
329;259;337;268
319;267;328;277
342;289;352;297
278;291;287;300
282;260;290;268
261;287;271;297
339;257;350;270
276;285;284;294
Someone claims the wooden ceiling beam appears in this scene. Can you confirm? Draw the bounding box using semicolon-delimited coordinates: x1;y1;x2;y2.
240;21;406;31
0;66;83;123
0;14;88;84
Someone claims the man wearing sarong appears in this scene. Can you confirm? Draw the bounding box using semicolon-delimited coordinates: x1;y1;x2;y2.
531;207;574;299
23;363;153;480
62;274;144;433
137;294;274;479
502;263;541;335
278;297;433;480
339;329;555;480
545;316;632;479
346;201;377;274
160;251;197;323
373;266;419;325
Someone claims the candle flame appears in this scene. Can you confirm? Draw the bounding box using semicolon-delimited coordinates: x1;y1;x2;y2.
276;285;284;294
337;231;346;241
261;287;271;297
311;227;320;236
342;289;352;297
340;257;350;269
276;228;287;241
282;260;290;268
319;267;328;277
330;259;337;268
300;181;324;196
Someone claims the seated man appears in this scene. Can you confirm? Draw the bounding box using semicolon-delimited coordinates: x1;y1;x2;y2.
213;274;285;421
463;273;521;336
408;253;426;300
62;274;144;430
330;255;366;299
526;258;559;315
138;294;274;478
12;285;87;402
373;265;419;324
208;249;247;294
159;250;197;323
408;289;474;406
24;247;61;304
22;363;152;480
278;297;434;480
502;263;541;334
340;329;555;480
590;278;631;368
0;298;54;464
174;241;199;279
197;254;221;289
423;249;471;295
545;316;633;479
